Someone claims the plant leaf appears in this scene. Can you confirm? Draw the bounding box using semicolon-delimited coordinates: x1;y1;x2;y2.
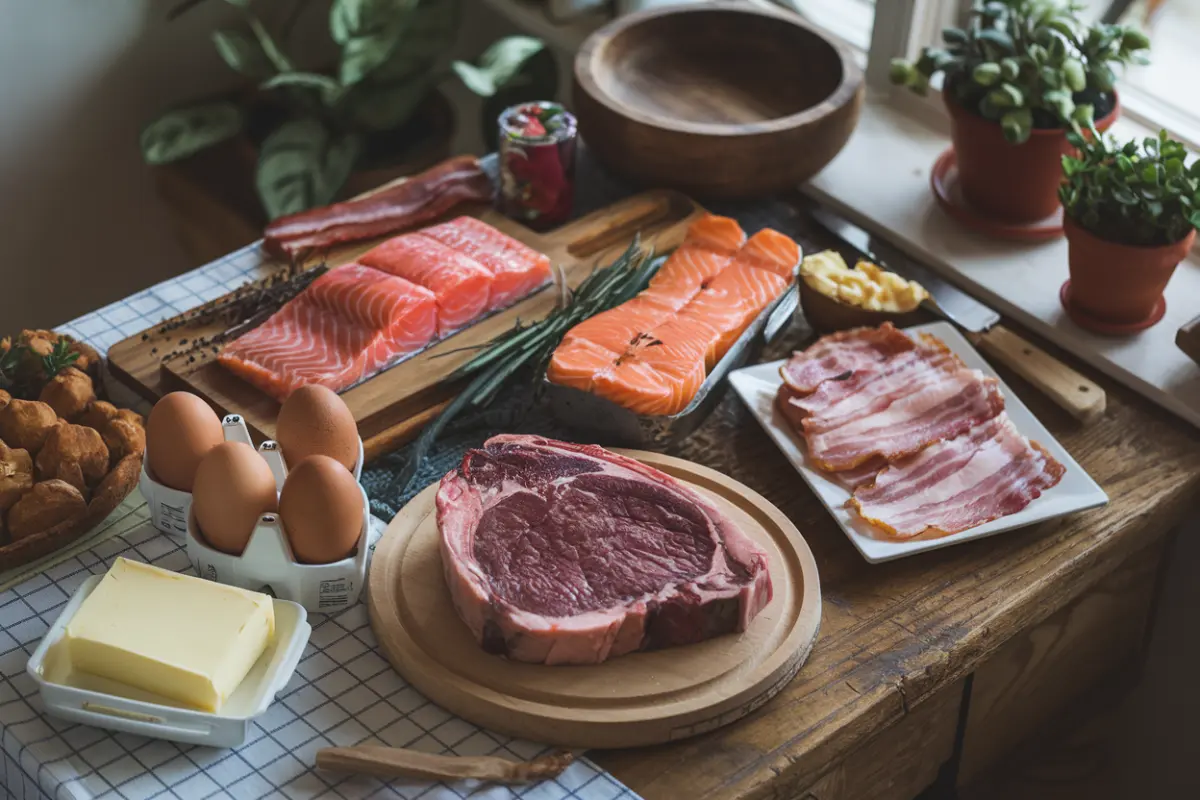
212;28;274;78
342;76;432;131
452;36;545;98
262;72;344;106
140;102;243;165
246;16;293;73
255;118;362;219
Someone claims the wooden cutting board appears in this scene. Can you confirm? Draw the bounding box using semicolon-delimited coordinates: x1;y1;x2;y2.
107;191;703;460
367;450;822;749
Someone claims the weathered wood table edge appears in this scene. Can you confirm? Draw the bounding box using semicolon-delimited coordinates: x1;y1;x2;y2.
586;196;1200;800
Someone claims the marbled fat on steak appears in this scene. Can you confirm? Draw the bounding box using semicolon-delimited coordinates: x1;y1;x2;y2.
436;435;773;665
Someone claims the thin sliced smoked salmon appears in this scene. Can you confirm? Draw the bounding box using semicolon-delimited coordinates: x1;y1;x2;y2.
360;234;493;337
219;264;437;400
420;216;551;310
548;221;800;417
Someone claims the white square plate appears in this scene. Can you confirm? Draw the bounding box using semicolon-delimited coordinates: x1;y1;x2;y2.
728;322;1109;563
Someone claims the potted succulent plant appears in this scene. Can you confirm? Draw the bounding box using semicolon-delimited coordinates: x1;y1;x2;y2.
1058;128;1199;330
141;0;553;221
889;0;1149;223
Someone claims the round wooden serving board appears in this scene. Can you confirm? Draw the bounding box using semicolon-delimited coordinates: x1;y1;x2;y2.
367;450;821;749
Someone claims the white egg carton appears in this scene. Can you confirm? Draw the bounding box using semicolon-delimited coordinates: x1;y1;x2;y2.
140;413;363;538
27;574;310;748
184;416;372;614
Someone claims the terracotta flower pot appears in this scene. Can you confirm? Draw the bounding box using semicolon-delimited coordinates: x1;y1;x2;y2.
945;92;1119;224
1063;214;1194;325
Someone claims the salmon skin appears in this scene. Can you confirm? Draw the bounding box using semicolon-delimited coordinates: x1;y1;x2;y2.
221;217;553;400
548;217;800;416
219;264;438;401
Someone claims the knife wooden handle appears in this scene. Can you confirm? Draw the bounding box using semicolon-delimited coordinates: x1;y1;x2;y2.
1178;313;1200;366
969;325;1106;423
315;745;575;784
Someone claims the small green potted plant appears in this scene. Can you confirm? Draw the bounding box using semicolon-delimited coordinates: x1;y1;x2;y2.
141;0;553;221
890;0;1149;224
1058;129;1199;330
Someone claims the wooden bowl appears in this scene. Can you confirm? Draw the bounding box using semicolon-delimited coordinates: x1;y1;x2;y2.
573;2;864;199
798;280;924;334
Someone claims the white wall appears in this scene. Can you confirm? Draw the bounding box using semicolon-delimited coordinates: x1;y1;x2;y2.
0;0;518;333
0;0;248;331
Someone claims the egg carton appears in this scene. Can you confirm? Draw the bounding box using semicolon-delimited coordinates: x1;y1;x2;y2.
177;417;373;614
139;414;364;538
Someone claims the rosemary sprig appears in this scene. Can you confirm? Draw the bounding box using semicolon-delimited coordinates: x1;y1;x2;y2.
41;339;80;379
397;238;658;491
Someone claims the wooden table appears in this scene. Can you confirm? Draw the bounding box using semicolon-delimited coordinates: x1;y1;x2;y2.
589;234;1200;798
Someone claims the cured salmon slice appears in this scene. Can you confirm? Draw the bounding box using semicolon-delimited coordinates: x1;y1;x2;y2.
545;338;618;394
737;227;802;278
218;265;438;400
558;295;676;354
645;214;746;305
678;262;791;367
420;216;552;309
591;317;712;416
547;219;802;417
360;234;493;337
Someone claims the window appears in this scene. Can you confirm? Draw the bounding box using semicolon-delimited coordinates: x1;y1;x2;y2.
1085;0;1200;147
777;0;877;53
858;0;1200;146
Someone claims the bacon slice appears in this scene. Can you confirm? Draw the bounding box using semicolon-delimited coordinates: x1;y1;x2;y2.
780;323;916;394
848;414;1065;538
263;157;493;258
803;367;1005;471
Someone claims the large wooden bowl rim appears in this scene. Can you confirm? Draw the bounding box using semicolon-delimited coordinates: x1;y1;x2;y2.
575;1;864;138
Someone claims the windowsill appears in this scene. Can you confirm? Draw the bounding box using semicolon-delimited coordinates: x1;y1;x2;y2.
802;89;1200;429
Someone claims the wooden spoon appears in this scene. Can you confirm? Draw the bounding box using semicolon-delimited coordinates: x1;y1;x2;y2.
315;745;576;785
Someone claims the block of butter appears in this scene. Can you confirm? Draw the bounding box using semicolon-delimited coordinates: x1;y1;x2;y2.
66;558;275;713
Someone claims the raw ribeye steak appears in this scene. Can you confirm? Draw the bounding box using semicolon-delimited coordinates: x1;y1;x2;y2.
436;435;773;665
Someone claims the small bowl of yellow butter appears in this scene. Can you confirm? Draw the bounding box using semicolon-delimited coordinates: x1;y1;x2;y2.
798;250;929;333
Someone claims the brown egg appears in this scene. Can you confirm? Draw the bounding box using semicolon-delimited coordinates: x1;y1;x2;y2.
276;385;358;472
146;392;224;491
192;442;277;555
279;455;363;564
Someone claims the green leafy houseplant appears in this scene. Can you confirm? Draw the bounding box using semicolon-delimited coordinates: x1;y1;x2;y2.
1060;129;1200;246
141;0;549;220
1058;129;1199;330
889;0;1149;144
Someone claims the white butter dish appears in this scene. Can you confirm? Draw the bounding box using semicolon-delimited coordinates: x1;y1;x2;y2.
141;413;364;538
27;575;310;748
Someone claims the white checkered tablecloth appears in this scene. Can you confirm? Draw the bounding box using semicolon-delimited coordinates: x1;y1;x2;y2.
0;243;639;800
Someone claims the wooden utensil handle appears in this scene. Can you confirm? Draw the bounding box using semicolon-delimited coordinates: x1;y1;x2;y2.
970;325;1106;422
315;745;575;784
1177;313;1200;366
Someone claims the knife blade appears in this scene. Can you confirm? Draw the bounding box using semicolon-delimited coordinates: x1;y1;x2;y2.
802;201;1106;423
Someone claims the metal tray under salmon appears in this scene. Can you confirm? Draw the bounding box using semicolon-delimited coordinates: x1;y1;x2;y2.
546;281;798;448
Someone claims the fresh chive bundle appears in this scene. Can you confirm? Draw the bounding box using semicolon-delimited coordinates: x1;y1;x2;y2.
398;238;657;490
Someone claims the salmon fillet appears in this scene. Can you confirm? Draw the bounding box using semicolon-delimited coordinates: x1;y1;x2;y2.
219;264;438;400
674;229;799;365
360;234;493;337
643;214;746;306
420;216;552;310
548;222;800;417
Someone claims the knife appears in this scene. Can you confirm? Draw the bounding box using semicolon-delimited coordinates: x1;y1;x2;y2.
805;203;1106;423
